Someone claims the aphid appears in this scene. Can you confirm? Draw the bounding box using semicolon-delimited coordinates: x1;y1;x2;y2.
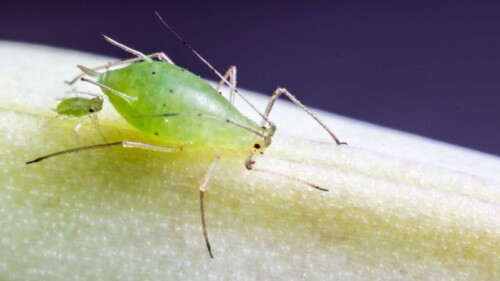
50;91;106;145
27;15;345;258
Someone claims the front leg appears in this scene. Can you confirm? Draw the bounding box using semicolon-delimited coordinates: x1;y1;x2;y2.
261;87;346;145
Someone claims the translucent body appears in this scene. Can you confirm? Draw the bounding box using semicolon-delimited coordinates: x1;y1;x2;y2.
56;96;103;117
97;61;266;152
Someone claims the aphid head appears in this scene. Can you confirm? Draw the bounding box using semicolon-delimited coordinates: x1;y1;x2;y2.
88;103;101;113
252;141;265;155
251;126;274;155
89;96;104;113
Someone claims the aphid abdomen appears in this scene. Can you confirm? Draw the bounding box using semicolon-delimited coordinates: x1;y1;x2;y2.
98;61;260;150
56;97;98;118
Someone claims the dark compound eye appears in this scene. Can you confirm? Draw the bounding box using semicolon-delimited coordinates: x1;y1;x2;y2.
254;143;261;149
89;108;94;113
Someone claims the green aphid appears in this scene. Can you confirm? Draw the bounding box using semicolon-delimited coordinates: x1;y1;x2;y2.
56;94;103;118
27;18;345;258
51;91;106;145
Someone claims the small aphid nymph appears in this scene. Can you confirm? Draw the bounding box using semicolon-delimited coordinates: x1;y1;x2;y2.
56;93;103;117
51;91;106;145
27;15;345;258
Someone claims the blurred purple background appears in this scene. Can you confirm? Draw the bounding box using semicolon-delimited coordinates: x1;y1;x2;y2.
2;1;499;156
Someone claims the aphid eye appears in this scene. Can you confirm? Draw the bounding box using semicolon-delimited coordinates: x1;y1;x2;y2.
253;143;261;149
89;108;94;113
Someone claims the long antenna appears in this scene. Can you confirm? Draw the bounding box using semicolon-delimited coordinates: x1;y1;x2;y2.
154;11;272;127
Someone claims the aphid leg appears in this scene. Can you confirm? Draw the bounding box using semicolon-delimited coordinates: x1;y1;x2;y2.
261;87;347;145
254;168;328;192
73;119;85;146
62;88;79;98
67;52;174;85
198;154;220;259
26;141;183;165
43;115;61;129
215;66;237;104
89;113;107;142
244;155;328;192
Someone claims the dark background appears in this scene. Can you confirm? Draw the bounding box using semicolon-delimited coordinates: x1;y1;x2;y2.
2;1;499;156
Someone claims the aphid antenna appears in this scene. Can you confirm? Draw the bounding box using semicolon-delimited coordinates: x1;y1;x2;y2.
100;34;153;63
63;88;81;98
89;113;108;142
65;90;104;101
80;92;103;99
133;113;266;139
155;12;346;145
154;12;273;127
